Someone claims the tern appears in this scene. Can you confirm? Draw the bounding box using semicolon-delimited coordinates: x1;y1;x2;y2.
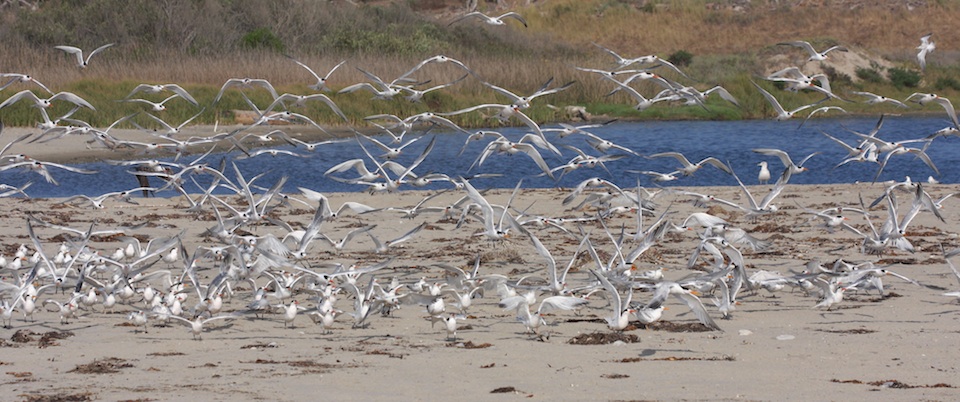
708;166;786;218
778;40;847;61
648;151;731;176
752;148;818;179
167;314;240;340
0;73;53;94
904;93;959;130
943;252;960;301
849;91;908;108
0;158;98;185
122;94;182;112
288;57;347;92
125;83;199;106
589;269;635;331
481;77;575;110
917;33;935;71
757;161;771;184
643;281;722;331
367;222;427;254
591;42;691;78
0;90;96;110
448;11;527;27
262;93;348;121
766;66;845;101
213;78;279;104
752;81;826;121
395;54;475;82
54;43;115;68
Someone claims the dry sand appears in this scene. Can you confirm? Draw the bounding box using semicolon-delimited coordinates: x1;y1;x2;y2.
0;177;958;401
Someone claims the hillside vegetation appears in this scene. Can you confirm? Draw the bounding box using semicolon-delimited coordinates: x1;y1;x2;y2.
0;0;958;127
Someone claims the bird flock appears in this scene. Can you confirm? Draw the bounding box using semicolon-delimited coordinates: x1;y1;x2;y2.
1;12;959;344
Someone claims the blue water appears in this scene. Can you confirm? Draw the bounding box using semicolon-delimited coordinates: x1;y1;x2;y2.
5;115;959;198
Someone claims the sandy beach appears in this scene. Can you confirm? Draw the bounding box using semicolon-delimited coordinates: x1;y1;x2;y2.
1;175;958;401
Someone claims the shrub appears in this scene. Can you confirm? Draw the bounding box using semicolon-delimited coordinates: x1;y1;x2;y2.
821;65;851;86
668;50;694;67
887;67;921;88
855;67;884;83
241;28;285;53
934;77;960;91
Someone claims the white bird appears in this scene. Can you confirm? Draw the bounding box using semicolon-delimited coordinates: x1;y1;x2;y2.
448;11;527;27
0;73;53;94
167;314;239;340
0;90;96;110
213;78;279;103
289;57;347;92
752;81;826;121
515;300;546;336
904;93;959;130
917;33;935;71
708;166;785;218
262;93;347;121
125;83;199;106
778;40;847;61
395;54;474;82
634;170;680;183
812;278;846;310
942;252;960;301
461;178;521;241
278;300;304;328
589;269;635;332
54;43;115;68
320;225;375;254
338;67;408;100
648;151;731;176
798;106;848;128
796;203;860;233
481;77;575;110
0;158;98;185
398;75;470;103
138;108;205;137
123;94;182;112
765;66;844;101
367;222;427;254
127;310;149;333
590;42;691;79
757;161;771;184
850;91;908;108
436;313;467;341
644;281;722;331
753;148;818;178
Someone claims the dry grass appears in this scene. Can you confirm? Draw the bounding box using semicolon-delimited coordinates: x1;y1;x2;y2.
525;0;960;62
1;1;959;127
